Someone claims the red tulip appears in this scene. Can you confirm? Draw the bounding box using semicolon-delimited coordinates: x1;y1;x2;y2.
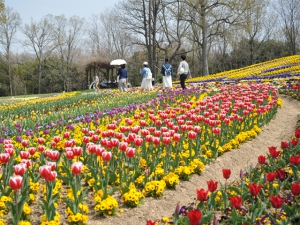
65;150;74;160
65;140;74;148
146;220;156;225
222;169;231;179
39;165;52;179
295;129;300;138
230;196;242;209
21;159;31;168
145;135;153;143
290;155;300;165
291;182;300;196
9;175;23;190
64;132;71;139
154;130;161;137
127;133;137;142
46;171;57;182
46;162;56;171
92;135;99;142
4;148;13;156
13;163;27;176
53;136;61;143
134;137;143;147
0;153;10;164
248;183;262;196
72;147;82;157
207;180;218;192
71;162;83;175
291;139;298;146
20;151;30;160
37;137;45;144
188;131;197;140
126;147;136;158
269;147;280;159
187;209;202;225
94;146;105;157
28;147;36;155
45;150;60;161
276;168;286;181
82;136;90;144
89;131;96;137
196;189;208;202
119;142;128;152
141;129;150;136
153;137;160;146
266;172;277;182
270;195;285;208
173;133;181;142
162;137;171;145
281;141;289;149
101;151;112;162
21;140;29;147
258;155;266;164
38;145;46;152
81;127;89;134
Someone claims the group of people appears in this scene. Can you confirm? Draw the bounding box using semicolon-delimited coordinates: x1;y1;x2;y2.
90;55;191;92
139;55;191;91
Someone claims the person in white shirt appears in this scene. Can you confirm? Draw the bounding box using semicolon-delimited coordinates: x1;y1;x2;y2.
177;55;191;90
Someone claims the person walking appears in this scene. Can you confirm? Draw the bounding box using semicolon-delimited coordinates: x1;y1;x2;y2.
140;62;152;92
117;64;128;92
92;74;99;92
161;58;173;90
177;55;191;90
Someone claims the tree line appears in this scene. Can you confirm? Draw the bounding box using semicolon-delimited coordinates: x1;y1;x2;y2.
0;0;299;96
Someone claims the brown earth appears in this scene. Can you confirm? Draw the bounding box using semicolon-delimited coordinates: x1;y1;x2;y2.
85;94;300;225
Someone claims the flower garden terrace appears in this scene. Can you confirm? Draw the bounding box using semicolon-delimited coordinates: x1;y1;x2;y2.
183;55;300;86
0;82;282;224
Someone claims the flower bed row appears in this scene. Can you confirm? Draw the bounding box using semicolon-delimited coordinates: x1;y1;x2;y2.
0;83;281;225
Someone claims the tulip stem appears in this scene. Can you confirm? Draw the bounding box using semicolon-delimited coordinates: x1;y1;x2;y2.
15;190;19;225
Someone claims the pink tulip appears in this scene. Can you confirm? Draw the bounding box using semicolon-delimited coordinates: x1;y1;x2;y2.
39;165;52;179
71;162;83;175
9;175;23;190
20;151;30;159
72;147;82;157
101;151;112;162
126;147;136;158
13;163;27;176
0;153;10;164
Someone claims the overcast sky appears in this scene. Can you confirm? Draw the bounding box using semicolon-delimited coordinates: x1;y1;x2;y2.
6;0;121;24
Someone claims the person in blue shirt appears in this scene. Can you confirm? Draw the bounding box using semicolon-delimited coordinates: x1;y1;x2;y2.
117;64;128;92
161;58;173;90
140;62;152;92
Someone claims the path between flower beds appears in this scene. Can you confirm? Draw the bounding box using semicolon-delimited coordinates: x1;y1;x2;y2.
87;94;300;225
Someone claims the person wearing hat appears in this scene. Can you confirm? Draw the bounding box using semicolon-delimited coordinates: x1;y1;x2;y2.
177;55;191;90
161;58;173;90
140;62;153;92
117;64;128;92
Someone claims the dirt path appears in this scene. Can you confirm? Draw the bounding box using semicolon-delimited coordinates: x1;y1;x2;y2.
87;94;300;225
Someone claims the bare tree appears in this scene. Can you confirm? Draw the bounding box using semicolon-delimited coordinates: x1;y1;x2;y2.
23;16;56;93
157;0;190;63
276;0;300;55
117;0;165;79
0;7;21;96
51;15;85;91
183;0;249;76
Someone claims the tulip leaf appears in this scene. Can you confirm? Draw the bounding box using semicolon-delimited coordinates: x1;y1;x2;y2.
62;197;76;214
108;169;117;183
200;212;213;225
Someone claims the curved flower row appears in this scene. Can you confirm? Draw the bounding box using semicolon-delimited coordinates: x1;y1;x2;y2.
0;83;280;224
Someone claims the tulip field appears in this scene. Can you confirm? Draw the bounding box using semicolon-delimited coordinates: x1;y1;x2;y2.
0;55;300;225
